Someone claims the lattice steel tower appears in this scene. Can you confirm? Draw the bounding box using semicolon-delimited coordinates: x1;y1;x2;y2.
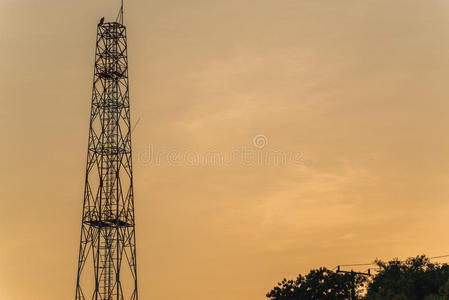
75;3;138;299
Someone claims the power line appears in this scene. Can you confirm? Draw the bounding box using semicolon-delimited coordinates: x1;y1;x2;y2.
330;254;449;273
430;254;449;260
339;263;374;267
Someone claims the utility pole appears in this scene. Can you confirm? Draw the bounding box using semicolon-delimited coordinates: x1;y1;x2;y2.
74;1;138;299
337;266;371;300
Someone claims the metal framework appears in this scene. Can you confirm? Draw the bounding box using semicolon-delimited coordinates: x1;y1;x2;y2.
75;15;138;300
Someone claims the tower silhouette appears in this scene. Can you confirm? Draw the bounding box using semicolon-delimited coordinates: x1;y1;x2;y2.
75;5;138;299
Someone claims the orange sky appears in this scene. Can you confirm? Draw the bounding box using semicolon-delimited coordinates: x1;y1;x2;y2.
2;0;449;299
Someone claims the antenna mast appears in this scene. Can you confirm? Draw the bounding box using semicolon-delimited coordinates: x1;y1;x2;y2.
117;0;124;24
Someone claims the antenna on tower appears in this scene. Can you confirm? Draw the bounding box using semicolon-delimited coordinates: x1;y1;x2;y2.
116;0;124;24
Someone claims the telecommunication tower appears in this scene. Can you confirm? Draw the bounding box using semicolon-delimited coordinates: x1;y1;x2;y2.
74;2;138;299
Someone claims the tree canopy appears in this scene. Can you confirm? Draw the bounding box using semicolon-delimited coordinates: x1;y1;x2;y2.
266;267;366;300
267;255;449;300
366;255;449;300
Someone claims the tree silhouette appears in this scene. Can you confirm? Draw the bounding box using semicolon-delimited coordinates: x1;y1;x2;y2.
266;267;367;300
365;255;449;300
267;255;449;300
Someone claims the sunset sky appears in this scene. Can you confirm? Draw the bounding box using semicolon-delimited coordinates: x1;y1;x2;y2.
3;0;449;299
